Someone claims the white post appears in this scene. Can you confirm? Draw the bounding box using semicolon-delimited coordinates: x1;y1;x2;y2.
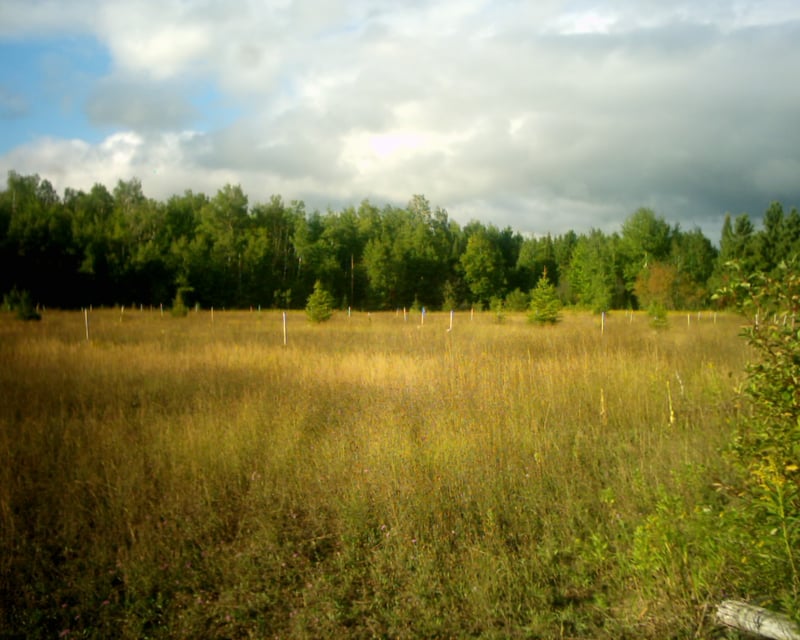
687;313;691;327
120;305;124;323
471;307;474;321
84;308;89;342
403;307;407;322
160;303;163;317
601;311;605;336
282;311;287;346
449;309;454;332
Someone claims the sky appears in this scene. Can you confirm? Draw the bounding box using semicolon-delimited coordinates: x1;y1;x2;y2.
1;0;799;240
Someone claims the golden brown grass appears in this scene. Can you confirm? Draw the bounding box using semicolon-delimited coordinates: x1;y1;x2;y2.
0;308;749;638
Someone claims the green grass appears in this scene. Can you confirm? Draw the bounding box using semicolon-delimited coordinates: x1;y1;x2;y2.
0;308;750;638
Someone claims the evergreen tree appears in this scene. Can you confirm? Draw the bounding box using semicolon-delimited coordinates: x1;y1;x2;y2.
305;280;335;322
528;269;562;324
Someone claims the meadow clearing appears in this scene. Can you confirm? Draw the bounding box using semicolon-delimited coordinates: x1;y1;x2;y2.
0;308;753;638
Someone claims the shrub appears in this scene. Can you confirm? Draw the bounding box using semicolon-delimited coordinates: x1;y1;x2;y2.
3;288;41;321
504;288;529;312
716;261;800;610
306;280;335;323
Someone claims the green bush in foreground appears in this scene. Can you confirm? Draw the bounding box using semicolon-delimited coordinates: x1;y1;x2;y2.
721;261;800;612
632;260;800;632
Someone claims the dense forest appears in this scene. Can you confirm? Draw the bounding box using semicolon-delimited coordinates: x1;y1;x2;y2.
1;170;798;312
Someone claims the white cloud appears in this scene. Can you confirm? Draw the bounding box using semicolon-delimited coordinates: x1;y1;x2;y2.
2;0;800;238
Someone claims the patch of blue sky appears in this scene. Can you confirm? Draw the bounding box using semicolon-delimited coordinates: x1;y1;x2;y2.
0;35;111;152
189;84;244;133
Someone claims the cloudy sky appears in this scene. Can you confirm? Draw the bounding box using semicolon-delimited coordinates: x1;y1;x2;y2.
1;1;799;239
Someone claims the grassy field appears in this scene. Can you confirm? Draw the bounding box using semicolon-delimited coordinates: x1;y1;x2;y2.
0;308;752;638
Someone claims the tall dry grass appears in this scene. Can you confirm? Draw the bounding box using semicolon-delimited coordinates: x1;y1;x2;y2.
0;308;749;638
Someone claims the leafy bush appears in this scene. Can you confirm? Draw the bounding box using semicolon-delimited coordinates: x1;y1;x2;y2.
3;288;41;321
716;261;800;610
306;280;335;322
629;261;800;631
504;287;529;312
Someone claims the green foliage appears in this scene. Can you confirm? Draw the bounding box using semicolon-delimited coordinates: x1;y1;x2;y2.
171;288;191;317
3;288;41;320
715;260;800;607
504;287;529;312
619;208;673;296
305;280;335;322
647;302;668;329
566;230;618;312
441;280;460;311
460;231;506;305
5;169;799;316
489;295;505;323
528;270;561;324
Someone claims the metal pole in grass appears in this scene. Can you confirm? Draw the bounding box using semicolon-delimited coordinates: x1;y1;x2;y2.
448;309;454;332
84;308;89;341
282;311;287;346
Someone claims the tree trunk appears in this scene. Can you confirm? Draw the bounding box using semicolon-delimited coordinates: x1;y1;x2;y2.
716;600;800;640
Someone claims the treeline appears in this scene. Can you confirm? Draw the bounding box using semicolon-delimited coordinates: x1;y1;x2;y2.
1;171;798;311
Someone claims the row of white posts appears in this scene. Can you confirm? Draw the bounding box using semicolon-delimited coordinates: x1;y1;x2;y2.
79;307;720;344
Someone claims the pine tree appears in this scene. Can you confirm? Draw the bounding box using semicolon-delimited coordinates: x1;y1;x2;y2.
305;280;335;322
528;269;561;324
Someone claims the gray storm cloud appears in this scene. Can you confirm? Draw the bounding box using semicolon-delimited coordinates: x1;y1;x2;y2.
1;0;799;239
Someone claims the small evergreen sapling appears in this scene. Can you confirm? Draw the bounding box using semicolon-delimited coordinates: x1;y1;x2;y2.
528;269;561;324
306;280;335;323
